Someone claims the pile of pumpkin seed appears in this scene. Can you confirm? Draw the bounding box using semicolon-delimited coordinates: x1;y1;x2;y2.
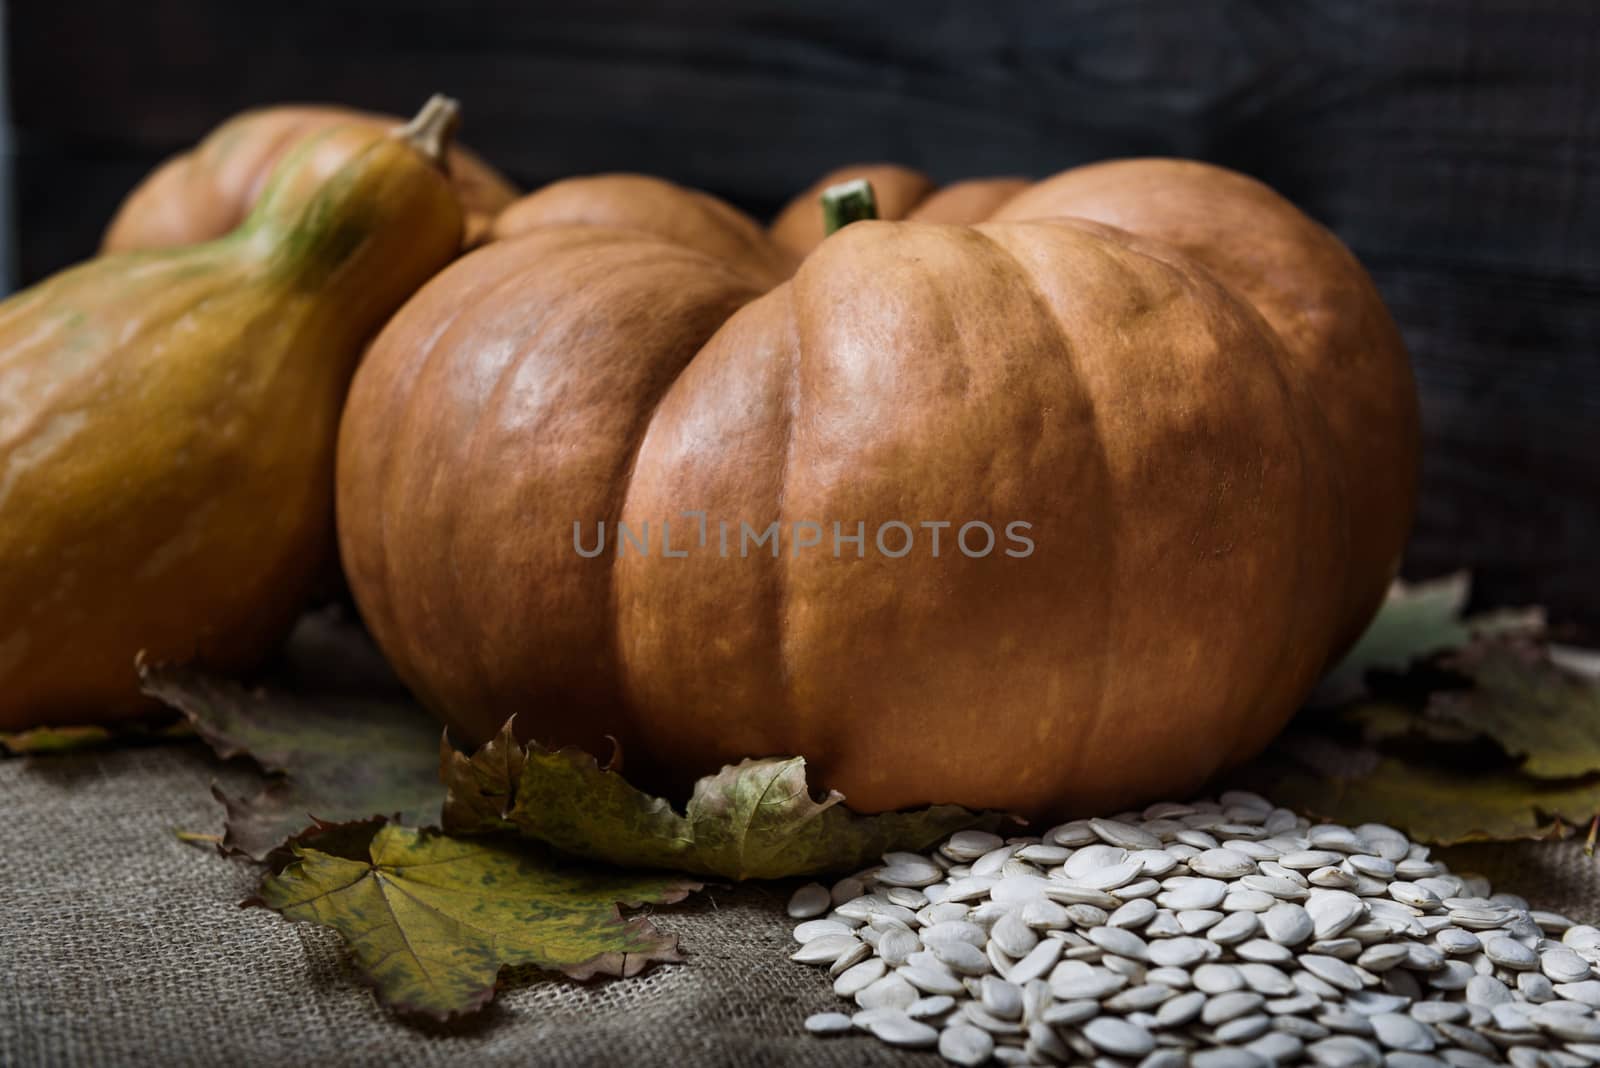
789;792;1600;1068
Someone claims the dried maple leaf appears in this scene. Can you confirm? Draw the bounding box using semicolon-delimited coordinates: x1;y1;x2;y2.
1427;640;1600;779
1236;572;1600;845
442;721;1001;880
141;663;444;860
252;824;699;1019
1240;743;1600;845
1314;573;1543;704
0;719;191;755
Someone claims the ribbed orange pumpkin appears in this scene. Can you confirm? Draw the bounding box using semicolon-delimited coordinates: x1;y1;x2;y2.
337;160;1418;817
772;161;1420;653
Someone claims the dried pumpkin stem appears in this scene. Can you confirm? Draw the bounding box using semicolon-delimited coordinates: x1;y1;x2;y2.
393;93;461;168
821;178;879;236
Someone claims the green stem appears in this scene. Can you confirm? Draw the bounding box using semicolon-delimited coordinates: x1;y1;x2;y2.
393;93;461;168
821;179;879;235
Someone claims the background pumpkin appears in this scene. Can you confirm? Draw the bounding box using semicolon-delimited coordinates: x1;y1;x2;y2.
491;172;794;285
0;99;463;729
101;103;514;252
336;159;1417;817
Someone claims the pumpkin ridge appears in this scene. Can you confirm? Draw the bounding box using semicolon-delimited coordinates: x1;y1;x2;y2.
965;221;1117;800
438;268;569;714
508;235;767;747
768;287;806;760
1149;238;1333;777
372;256;552;718
604;311;763;738
1097;225;1348;772
410;242;689;717
1060;217;1355;768
995;215;1349;775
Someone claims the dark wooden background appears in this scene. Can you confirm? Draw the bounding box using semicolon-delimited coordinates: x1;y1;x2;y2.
10;1;1599;629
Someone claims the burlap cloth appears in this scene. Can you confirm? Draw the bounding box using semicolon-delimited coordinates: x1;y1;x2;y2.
3;743;1596;1068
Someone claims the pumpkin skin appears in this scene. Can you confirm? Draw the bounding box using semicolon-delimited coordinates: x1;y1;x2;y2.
337;161;1416;817
103;104;514;252
775;160;1420;652
0;101;463;729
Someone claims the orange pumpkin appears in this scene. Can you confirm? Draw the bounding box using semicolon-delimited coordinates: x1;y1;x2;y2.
337;161;1417;817
103;103;515;252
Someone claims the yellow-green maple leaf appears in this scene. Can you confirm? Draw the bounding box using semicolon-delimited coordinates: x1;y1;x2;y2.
254;824;700;1019
441;721;1000;880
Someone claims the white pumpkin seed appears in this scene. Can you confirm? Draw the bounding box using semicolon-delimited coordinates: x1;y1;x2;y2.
1084;1015;1156;1057
906;993;955;1018
1091;818;1163;850
901;963;967;996
1237;939;1296;965
791;933;860;965
938;1022;994;1066
793;918;853;943
1237;963;1297;997
943;830;1005;861
1109;898;1159;929
1217;1012;1273;1043
1203;990;1267;1025
1309;1036;1383;1068
1020;898;1072;930
1146;965;1192;989
1302;954;1367;992
1211;911;1263;945
868;1010;939;1047
828;940;872;976
1267;992;1324;1016
979;975;1023;1019
787;882;831;919
1554;980;1600;1008
789;792;1600;1068
1051;966;1127;1001
1193;847;1259;879
1540;947;1593;984
1017;843;1071;866
1486;935;1542;971
876;927;920;967
1357;943;1412;972
1371;1011;1438;1051
1247;1030;1305;1064
1158;878;1229;911
1077;860;1144;892
803;1010;853;1034
833;957;887;996
1007;937;1065;985
854;971;917;1010
931;939;992;977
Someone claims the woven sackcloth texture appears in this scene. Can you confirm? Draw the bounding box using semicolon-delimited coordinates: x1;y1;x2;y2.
3;743;1597;1068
